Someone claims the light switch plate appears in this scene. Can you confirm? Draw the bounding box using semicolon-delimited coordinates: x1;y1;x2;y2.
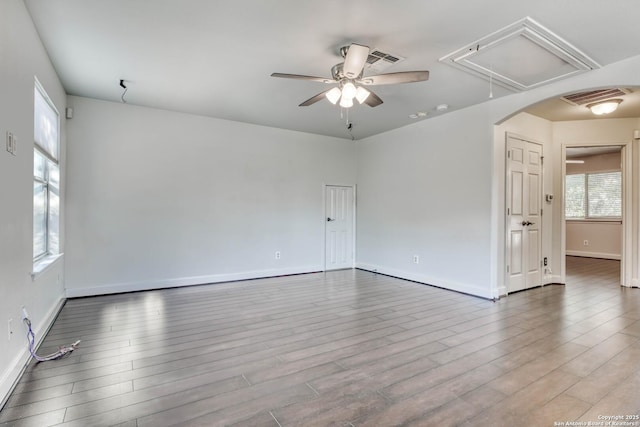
6;131;16;156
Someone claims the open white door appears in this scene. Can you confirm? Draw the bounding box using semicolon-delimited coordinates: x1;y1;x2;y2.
325;185;354;270
506;135;543;293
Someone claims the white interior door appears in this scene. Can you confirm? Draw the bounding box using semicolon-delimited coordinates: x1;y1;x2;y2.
325;185;354;270
506;136;542;293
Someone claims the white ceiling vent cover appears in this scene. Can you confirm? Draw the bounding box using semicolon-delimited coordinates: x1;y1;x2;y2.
439;17;601;92
365;48;405;74
561;88;631;106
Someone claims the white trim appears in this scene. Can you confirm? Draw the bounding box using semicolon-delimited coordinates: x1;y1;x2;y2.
497;285;508;297
31;253;64;280
356;262;494;300
498;274;563;298
549;274;563;284
0;297;65;410
566;250;621;260
64;266;322;298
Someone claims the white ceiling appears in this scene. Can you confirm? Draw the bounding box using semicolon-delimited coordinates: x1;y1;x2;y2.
24;0;640;139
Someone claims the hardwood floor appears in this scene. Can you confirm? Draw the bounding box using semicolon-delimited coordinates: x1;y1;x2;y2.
1;256;639;426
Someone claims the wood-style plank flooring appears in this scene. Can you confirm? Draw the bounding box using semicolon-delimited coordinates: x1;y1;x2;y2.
1;256;639;426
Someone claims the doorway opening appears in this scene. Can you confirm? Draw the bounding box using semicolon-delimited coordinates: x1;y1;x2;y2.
562;144;627;286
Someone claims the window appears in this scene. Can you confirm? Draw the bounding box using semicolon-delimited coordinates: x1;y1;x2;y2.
565;171;621;219
33;81;60;261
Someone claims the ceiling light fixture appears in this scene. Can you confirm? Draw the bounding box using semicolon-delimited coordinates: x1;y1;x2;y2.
324;81;371;109
587;99;622;115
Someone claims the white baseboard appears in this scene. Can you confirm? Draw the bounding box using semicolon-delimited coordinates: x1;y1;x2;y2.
0;297;65;410
497;286;508;298
566;250;620;260
545;274;563;284
496;275;563;299
65;266;323;298
356;262;493;300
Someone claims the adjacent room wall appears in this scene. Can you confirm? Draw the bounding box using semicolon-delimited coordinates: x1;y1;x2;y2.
64;96;357;296
0;0;67;407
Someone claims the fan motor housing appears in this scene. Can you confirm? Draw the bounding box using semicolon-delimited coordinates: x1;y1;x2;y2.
331;63;362;81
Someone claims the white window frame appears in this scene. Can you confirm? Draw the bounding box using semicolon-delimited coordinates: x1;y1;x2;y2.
565;169;622;221
33;78;61;273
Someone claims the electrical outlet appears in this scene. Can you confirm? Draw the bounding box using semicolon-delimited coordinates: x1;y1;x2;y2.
583;240;589;246
21;307;29;321
413;255;419;264
275;251;281;260
7;319;13;341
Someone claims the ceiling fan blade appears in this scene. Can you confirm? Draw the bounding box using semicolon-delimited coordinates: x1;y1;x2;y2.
271;73;333;83
343;43;370;79
364;89;383;107
360;71;430;86
299;89;333;106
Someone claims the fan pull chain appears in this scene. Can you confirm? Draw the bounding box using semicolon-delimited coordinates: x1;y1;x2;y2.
120;79;128;103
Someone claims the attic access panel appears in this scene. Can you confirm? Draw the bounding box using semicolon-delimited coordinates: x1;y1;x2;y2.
440;17;600;92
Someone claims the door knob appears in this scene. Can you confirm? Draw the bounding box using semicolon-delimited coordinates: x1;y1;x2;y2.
527;221;534;226
327;217;334;222
522;221;528;226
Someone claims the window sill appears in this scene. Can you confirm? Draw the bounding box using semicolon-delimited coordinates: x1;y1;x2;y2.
32;253;63;280
566;218;622;224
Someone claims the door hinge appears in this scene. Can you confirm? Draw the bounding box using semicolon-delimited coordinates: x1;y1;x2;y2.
507;150;511;159
507;208;510;215
507;265;510;273
541;208;543;216
541;156;544;165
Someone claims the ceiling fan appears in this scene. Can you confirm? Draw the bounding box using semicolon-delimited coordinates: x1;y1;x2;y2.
271;43;429;108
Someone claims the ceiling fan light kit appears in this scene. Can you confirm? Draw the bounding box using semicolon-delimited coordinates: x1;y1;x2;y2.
339;96;354;108
272;43;429;109
325;87;342;104
356;87;370;104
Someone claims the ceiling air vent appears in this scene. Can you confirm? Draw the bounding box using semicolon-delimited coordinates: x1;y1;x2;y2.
439;17;601;92
365;49;404;74
561;88;632;106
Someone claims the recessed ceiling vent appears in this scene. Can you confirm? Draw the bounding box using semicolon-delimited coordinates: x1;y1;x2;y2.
365;49;404;74
439;17;601;92
561;88;631;106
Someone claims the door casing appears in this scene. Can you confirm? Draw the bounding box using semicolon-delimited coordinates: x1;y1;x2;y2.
560;141;632;286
